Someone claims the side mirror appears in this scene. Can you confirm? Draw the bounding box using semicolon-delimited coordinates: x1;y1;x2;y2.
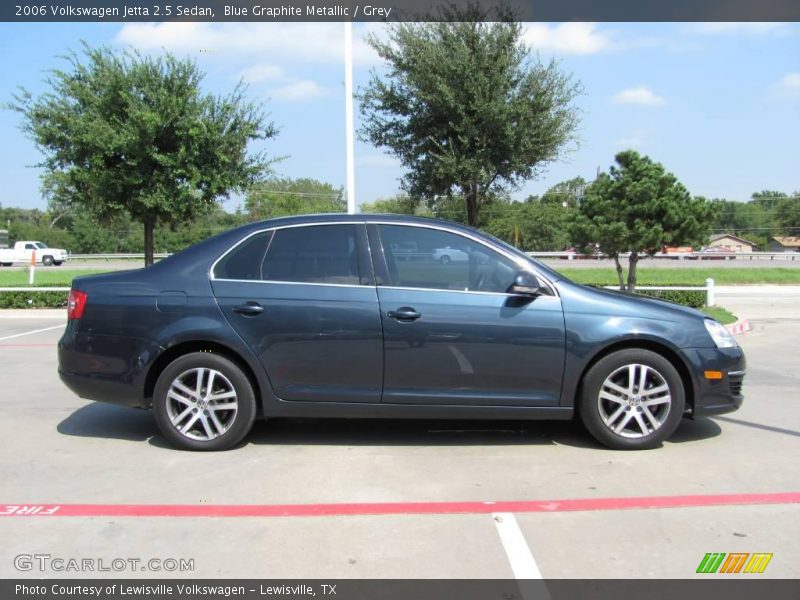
508;271;544;296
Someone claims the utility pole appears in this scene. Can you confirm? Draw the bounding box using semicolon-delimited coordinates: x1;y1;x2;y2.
344;20;356;214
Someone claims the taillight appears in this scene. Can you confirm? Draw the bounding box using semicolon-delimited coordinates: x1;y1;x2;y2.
67;289;87;320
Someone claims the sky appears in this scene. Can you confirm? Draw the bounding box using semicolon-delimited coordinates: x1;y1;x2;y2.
0;21;798;213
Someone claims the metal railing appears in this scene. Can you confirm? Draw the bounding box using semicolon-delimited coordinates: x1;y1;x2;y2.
68;253;172;260
527;251;799;261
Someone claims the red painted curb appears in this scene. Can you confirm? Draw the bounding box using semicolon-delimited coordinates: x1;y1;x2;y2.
727;319;752;336
2;492;798;518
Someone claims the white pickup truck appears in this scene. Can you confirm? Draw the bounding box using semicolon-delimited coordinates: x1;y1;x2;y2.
0;241;69;266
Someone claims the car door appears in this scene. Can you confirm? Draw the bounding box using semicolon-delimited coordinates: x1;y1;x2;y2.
211;222;383;403
370;223;565;407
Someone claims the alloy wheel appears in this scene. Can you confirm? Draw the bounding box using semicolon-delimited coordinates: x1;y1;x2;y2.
597;363;672;439
165;368;238;441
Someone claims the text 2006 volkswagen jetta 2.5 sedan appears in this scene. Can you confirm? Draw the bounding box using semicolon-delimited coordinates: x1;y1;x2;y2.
58;215;745;451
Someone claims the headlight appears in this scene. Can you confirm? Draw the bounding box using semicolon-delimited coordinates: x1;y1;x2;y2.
704;318;738;349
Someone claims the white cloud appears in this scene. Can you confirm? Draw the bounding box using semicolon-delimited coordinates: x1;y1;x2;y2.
115;22;381;66
356;154;400;168
268;80;328;101
239;64;284;83
772;72;800;99
686;22;794;36
615;130;647;149
521;23;613;55
612;86;667;106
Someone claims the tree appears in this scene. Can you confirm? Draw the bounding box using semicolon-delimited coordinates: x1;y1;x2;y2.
483;195;575;251
9;44;277;265
357;4;581;227
245;177;344;219
360;195;427;215
570;151;714;291
775;192;800;233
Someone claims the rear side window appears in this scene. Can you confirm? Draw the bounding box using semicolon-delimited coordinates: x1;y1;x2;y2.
262;225;360;285
213;231;272;281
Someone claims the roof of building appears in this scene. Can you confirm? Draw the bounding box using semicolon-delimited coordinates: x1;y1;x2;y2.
770;236;800;248
709;233;756;245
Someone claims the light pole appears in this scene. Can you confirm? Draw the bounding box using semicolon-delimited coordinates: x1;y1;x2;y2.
344;20;356;214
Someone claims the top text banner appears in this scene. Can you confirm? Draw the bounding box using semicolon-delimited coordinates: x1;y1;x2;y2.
4;0;800;22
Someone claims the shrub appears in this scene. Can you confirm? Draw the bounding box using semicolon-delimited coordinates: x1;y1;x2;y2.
584;284;706;308
0;285;69;309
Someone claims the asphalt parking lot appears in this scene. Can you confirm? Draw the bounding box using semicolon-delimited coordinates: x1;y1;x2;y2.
0;294;798;579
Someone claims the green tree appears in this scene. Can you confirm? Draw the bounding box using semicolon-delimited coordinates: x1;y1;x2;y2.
775;192;800;233
570;151;714;291
360;195;428;215
245;177;344;219
357;5;581;227
9;44;276;265
483;196;574;251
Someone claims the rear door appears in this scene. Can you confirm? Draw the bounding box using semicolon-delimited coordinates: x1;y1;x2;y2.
211;222;383;403
370;223;566;407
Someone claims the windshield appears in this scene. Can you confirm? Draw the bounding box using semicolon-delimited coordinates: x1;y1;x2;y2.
35;242;48;249
481;230;570;283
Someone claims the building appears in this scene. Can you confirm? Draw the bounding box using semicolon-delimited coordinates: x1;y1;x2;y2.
707;234;756;253
767;236;800;253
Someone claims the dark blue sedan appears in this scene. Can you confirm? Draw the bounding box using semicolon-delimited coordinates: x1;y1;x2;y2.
58;215;745;450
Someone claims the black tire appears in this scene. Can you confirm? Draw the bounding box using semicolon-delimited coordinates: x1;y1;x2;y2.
153;352;257;451
42;255;54;266
439;255;451;264
53;261;63;266
578;349;685;450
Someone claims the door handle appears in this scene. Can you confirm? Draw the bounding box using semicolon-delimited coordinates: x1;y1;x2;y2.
233;302;264;316
387;307;421;322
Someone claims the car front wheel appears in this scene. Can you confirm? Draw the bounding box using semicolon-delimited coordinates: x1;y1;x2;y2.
153;352;257;451
42;255;54;266
579;349;685;450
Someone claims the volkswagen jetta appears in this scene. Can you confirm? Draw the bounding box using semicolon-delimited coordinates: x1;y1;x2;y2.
58;215;745;450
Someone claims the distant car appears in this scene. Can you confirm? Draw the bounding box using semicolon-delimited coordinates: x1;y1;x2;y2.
0;241;69;266
432;246;469;264
59;215;745;451
699;247;735;260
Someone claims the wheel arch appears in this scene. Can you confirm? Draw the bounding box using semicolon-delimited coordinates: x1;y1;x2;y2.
144;340;264;411
573;339;695;413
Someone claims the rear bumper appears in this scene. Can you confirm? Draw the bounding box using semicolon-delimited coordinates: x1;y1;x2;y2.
58;325;159;409
683;347;746;417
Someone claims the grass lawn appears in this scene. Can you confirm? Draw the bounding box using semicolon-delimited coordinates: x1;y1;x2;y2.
0;269;117;286
557;267;800;286
700;306;738;325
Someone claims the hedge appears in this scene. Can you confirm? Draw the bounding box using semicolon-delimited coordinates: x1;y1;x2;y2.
586;285;706;308
0;287;69;309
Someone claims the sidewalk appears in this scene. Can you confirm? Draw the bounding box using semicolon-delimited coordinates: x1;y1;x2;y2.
0;309;66;319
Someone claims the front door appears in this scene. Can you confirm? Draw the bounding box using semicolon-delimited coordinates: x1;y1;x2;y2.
212;223;383;403
372;224;565;406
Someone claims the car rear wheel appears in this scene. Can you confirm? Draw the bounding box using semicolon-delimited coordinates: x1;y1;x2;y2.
153;352;256;451
579;349;684;450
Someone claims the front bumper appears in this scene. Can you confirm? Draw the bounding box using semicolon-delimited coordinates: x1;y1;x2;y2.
683;346;746;417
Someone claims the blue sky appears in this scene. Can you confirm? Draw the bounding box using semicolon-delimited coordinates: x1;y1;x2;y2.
0;21;798;212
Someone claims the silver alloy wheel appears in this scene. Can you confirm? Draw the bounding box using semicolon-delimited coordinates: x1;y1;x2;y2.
165;368;238;441
597;363;672;439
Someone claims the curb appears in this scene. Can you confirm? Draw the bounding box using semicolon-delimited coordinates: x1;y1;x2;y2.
0;309;66;320
727;319;751;336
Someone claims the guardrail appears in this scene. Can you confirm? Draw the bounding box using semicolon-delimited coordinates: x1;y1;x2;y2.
527;251;799;261
68;253;171;260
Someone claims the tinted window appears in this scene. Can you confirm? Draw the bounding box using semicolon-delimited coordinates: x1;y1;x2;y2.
378;225;518;293
262;225;360;285
213;231;272;280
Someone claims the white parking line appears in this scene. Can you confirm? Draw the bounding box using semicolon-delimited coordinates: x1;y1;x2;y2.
0;324;64;342
492;512;543;579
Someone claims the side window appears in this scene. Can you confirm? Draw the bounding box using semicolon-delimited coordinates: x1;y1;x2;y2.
213;231;273;281
262;225;360;285
378;225;518;293
25;244;36;250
